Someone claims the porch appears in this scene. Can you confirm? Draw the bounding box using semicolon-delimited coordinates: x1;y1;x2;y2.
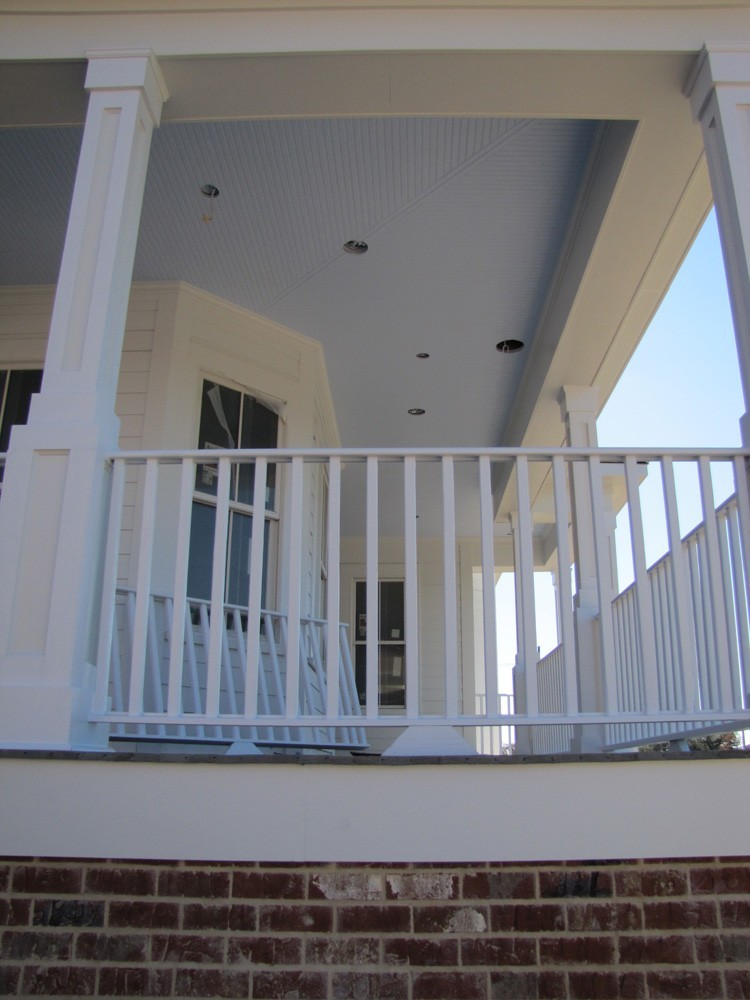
88;444;750;755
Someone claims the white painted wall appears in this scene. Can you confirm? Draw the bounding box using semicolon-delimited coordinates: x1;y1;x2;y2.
0;281;339;614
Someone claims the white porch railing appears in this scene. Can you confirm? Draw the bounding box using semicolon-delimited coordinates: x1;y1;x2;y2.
90;447;750;751
106;590;366;750
606;492;750;749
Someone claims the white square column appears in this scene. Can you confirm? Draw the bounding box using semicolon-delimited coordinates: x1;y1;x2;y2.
0;51;167;749
686;45;750;445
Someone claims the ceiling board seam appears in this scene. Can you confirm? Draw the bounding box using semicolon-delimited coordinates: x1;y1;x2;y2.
256;117;534;313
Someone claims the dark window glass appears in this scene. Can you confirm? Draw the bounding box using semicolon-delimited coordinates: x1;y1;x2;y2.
195;380;278;508
187;501;216;602
353;581;406;707
0;369;43;452
190;381;278;608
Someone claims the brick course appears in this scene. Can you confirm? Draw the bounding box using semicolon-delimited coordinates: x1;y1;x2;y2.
0;857;748;997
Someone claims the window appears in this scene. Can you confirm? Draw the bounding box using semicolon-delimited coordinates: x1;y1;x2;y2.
187;379;279;608
354;580;406;708
0;368;43;488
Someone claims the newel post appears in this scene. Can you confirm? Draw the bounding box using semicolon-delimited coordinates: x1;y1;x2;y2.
0;51;167;749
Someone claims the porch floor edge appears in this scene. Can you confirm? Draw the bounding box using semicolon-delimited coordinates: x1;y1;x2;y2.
1;748;748;764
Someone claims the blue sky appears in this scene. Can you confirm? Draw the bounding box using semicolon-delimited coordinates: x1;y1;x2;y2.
498;208;744;670
598;209;742;450
599;209;743;580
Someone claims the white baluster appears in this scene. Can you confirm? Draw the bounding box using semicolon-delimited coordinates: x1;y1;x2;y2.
479;455;498;717
442;456;459;718
206;457;231;718
129;458;159;715
167;458;194;717
404;455;419;720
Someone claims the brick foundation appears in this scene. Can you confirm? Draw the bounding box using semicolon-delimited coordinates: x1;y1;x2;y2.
1;857;749;998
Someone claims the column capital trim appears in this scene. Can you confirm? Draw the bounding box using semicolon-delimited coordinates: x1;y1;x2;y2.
559;384;599;418
84;48;169;123
685;43;750;122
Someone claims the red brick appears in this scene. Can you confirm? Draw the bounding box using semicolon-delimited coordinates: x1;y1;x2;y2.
84;866;156;896
98;967;173;997
385;873;458;900
158;869;231;898
305;936;379;965
646;971;723;999
332;972;408;999
539;870;612;898
33;899;103;927
228;935;302;965
151;932;225;963
615;868;688;897
463;871;535;900
259;904;333;933
21;965;96;996
725;970;750;999
566;902;642;931
175;969;249;998
252;971;327;998
461;936;536;967
0;865;9;893
568;972;618;999
12;865;83;895
691;865;750;894
539;935;616;965
491;903;565;932
413;971;488;999
337;905;410;933
383;936;458;967
617;973;648;999
619;934;694;965
227;903;258;931
643;901;716;929
0;898;31;926
233;871;305;899
309;872;382;900
108;901;179;929
75;931;147;962
0;966;20;996
490;970;566;999
720;899;750;926
695;933;750;963
1;929;72;960
412;904;487;933
182;902;257;931
569;972;647;999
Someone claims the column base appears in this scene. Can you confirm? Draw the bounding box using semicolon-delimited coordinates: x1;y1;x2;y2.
0;682;110;751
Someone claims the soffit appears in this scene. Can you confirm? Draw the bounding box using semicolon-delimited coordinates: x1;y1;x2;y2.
0;114;597;451
0;49;707;458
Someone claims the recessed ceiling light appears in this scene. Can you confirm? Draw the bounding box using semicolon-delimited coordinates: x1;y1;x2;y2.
200;184;220;223
408;408;426;416
416;352;430;359
343;240;369;254
496;339;525;353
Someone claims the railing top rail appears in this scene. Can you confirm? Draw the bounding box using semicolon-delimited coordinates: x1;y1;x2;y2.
113;587;349;629
106;446;750;463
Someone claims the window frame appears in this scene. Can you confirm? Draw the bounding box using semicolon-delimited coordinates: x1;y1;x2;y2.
188;376;282;610
352;578;406;709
